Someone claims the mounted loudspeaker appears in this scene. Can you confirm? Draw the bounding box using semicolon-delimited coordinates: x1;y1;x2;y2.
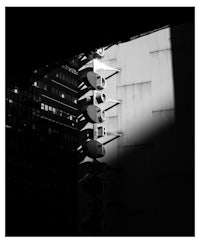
84;140;105;158
87;72;106;90
84;105;105;123
79;68;106;91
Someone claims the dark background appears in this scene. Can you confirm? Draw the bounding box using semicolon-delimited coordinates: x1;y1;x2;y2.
6;7;194;80
6;7;195;236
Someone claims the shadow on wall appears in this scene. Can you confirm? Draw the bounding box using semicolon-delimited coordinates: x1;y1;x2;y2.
101;22;194;236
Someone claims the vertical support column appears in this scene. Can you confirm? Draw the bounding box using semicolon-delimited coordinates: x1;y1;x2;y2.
93;90;97;162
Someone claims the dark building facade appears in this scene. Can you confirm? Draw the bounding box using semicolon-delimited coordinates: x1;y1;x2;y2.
6;65;79;236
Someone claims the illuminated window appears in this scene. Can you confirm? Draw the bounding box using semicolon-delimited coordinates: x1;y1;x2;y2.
70;115;73;120
45;105;48;111
33;82;38;87
41;103;44;110
61;93;65;98
52;107;56;114
13;88;18;94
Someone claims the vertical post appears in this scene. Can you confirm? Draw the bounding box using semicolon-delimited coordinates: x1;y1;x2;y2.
93;90;97;163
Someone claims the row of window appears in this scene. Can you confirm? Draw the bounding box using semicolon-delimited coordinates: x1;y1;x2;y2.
10;87;36;100
32;124;78;146
41;103;77;122
33;81;77;104
51;87;77;104
6;99;77;131
57;72;78;87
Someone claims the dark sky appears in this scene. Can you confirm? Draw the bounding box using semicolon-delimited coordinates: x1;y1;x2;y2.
6;7;194;81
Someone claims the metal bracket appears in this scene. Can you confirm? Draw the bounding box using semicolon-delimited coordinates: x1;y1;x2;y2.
105;70;120;80
104;99;121;112
102;134;122;146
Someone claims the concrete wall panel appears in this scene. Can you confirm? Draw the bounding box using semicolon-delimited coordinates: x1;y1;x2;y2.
103;45;117;61
150;52;162;111
84;27;175;167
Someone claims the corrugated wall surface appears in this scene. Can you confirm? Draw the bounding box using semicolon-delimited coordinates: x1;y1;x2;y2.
98;27;175;166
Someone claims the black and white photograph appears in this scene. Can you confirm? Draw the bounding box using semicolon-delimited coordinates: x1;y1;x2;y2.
4;4;195;238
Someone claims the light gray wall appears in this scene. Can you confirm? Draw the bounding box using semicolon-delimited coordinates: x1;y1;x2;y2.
96;27;175;166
